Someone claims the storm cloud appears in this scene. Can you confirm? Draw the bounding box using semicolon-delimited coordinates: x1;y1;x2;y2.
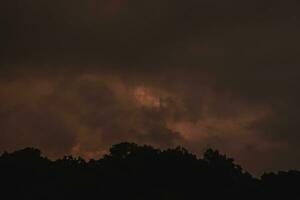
1;0;300;175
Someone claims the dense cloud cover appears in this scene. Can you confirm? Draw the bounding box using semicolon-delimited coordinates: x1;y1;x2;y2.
1;0;300;175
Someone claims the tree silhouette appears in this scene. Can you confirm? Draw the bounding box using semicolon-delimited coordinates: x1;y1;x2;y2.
0;142;299;199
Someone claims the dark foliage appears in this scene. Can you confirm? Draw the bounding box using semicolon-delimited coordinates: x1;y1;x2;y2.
0;143;299;199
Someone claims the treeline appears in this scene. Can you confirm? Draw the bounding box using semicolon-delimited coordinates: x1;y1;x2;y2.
0;142;299;199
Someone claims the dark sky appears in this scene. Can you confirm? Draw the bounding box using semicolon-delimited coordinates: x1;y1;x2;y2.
1;0;300;175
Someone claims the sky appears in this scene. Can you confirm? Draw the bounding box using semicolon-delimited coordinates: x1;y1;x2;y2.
1;0;300;175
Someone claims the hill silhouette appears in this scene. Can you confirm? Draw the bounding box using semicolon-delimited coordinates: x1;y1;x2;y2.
0;142;299;199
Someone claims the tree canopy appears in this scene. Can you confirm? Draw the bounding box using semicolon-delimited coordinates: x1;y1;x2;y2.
0;142;299;199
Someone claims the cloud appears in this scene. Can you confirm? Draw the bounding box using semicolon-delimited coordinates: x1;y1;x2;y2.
0;72;184;159
0;0;300;175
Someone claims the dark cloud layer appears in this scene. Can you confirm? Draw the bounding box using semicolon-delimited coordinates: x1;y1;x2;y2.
1;0;300;175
